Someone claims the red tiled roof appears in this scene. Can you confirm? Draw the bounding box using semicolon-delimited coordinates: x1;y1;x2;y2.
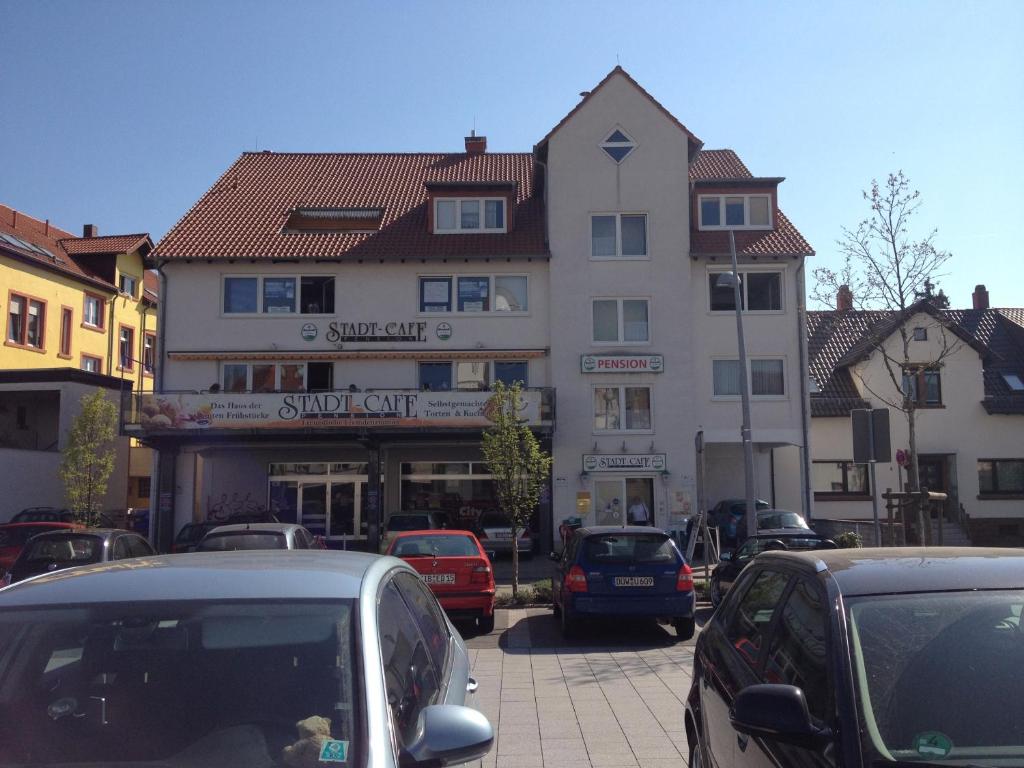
535;66;702;157
143;270;159;303
0;204;155;296
60;234;151;255
153;152;547;261
690;210;814;258
689;149;752;180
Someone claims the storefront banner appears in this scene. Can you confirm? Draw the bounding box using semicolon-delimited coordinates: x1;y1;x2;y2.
136;390;543;431
581;354;664;373
582;453;667;472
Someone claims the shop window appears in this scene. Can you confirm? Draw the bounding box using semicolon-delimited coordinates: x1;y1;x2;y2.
813;461;870;497
494;361;528;386
593;477;654;526
594;386;652;432
709;271;782;312
400;461;509;531
978;459;1024;495
418;362;452;391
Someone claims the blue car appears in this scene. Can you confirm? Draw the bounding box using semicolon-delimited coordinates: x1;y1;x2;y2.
550;526;696;640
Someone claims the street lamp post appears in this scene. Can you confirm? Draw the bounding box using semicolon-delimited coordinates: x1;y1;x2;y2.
716;231;758;540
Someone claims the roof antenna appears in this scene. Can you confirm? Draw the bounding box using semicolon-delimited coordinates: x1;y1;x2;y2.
616;53;620;66
255;135;259;151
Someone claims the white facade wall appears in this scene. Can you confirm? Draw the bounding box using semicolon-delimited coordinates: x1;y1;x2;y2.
811;312;1024;529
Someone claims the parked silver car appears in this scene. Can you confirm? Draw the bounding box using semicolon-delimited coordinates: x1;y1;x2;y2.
0;551;493;768
476;510;533;556
195;521;322;551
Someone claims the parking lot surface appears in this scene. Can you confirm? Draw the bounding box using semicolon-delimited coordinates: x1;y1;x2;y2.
460;608;702;768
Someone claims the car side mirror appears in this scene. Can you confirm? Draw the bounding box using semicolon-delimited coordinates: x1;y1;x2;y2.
720;551;732;561
549;551;560;562
400;704;494;767
730;684;831;750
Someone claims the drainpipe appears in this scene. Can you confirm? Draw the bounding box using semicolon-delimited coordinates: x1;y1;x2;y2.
106;293;117;375
155;262;168;392
795;258;814;522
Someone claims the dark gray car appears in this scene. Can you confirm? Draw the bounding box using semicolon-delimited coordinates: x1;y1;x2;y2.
5;528;154;584
0;550;493;768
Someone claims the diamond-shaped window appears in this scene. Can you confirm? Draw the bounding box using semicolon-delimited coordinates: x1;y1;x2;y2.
600;128;636;163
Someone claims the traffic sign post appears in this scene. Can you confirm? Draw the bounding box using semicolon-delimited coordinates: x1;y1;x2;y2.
852;408;891;545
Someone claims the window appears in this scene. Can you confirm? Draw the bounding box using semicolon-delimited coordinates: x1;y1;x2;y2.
137;476;151;498
418;362;452;391
378;579;441;746
81;355;102;373
7;293;46;350
419;274;527;313
591;214;647;258
223;275;335;315
978;459;1024;495
59;307;72;357
698;195;773;229
83;294;105;329
594;386;652;432
455;361;489;391
813;461;870;496
434;198;506;233
118;326;135;371
221;362;306;392
902;367;942;406
724;569;790;670
709;271;783;312
143;333;156;375
714;358;786;397
592;298;649;343
494;361;528;386
913;327;928;341
765;579;829;722
1002;373;1024;391
395;572;450;675
600;128;636;163
119;274;137;297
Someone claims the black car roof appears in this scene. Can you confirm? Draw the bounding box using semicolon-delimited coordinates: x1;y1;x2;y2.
577;526;669;535
758;547;1024;596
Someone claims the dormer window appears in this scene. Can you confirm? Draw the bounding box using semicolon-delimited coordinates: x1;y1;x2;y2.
434;198;506;233
600;128;636;163
698;194;772;230
283;208;383;233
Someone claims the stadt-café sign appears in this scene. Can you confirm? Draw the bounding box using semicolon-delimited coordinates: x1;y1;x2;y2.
135;390;542;431
581;354;664;373
582;454;667;472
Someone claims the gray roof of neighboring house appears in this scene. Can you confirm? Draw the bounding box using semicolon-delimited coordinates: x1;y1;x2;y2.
807;304;1024;417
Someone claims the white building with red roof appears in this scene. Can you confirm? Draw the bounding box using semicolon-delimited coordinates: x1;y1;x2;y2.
132;68;814;553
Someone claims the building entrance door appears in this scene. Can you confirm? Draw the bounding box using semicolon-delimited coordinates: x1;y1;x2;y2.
594;477;655;526
269;463;370;545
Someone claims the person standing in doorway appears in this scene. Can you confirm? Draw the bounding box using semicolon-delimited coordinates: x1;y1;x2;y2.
628;496;651;526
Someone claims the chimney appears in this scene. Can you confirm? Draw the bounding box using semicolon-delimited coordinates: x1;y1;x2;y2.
972;284;990;310
837;284;853;312
83;224;99;238
464;130;486;155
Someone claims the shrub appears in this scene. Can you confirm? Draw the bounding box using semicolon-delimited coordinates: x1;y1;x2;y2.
834;531;864;548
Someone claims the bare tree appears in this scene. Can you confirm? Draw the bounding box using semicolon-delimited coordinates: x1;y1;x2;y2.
813;172;959;505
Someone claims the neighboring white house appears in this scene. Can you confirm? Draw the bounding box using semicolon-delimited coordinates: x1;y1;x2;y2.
132;67;815;551
802;285;1024;546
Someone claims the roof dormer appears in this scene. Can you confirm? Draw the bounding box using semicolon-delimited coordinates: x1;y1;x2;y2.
425;181;516;235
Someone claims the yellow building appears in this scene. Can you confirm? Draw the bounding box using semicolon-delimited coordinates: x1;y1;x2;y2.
0;204;157;519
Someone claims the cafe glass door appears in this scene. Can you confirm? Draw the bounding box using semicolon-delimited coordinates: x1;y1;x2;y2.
269;463;369;545
593;477;655;527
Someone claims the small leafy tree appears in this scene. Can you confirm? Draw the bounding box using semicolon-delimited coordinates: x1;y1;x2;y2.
60;389;119;526
481;381;552;599
813;172;958;530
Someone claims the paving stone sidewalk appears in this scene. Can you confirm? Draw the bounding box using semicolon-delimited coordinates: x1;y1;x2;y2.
461;609;697;768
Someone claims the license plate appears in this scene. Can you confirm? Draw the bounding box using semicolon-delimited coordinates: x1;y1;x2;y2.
614;576;654;587
492;531;512;539
422;573;456;584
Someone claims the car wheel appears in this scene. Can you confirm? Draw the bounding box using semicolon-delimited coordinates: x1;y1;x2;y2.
710;575;723;607
674;617;695;642
560;605;578;639
478;613;495;634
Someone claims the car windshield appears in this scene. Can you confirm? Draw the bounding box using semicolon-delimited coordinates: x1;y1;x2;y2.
0;526;59;548
583;533;677;564
13;511;73;523
386;515;431;531
0;599;357;767
196;532;288;551
847;590;1024;766
175;524;213;545
24;535;102;565
757;511;808;529
393;535;478;557
736;536;828;558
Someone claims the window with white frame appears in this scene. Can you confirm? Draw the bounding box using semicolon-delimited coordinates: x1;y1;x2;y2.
81;355;101;373
222;275;335;315
83;294;104;329
418;275;527;313
418;360;529;391
434;198;506;233
709;270;783;312
221;362;306;393
713;358;786;397
594;386;652;432
119;274;138;298
592;298;649;343
698;194;772;229
591;214;647;258
813;461;870;497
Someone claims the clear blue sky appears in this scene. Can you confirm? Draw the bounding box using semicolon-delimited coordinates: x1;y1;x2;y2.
2;0;1022;308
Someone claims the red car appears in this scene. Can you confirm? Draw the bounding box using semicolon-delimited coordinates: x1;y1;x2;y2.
385;529;496;633
0;522;83;580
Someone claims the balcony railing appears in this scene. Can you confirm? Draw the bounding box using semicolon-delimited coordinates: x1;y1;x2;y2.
123;387;555;434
